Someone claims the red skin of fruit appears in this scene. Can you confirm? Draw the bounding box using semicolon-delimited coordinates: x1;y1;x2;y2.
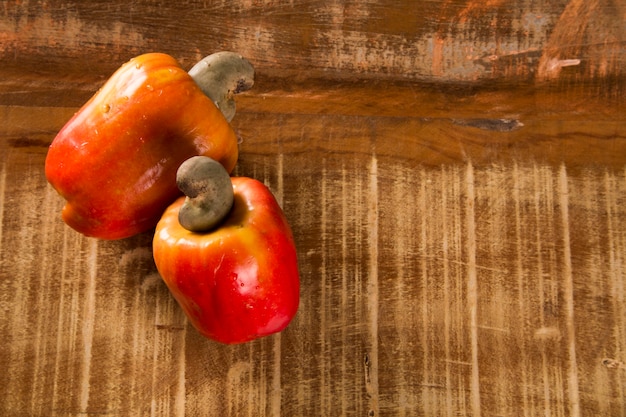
45;53;238;239
152;177;300;344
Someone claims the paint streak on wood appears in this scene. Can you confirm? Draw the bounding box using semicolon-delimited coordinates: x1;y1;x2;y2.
558;165;580;417
366;154;380;417
537;0;623;80
465;163;481;416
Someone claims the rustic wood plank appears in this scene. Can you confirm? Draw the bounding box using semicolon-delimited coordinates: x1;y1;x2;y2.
1;0;624;87
1;92;625;415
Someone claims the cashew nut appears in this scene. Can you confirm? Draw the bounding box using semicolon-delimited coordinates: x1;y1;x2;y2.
189;51;255;122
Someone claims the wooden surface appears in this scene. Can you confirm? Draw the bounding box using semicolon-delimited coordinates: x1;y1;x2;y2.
1;1;625;416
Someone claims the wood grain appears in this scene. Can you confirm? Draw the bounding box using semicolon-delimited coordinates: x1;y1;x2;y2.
1;0;624;90
1;0;625;416
2;95;625;415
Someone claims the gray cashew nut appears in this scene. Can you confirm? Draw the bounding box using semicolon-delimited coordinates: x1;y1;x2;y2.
176;156;234;233
189;52;255;122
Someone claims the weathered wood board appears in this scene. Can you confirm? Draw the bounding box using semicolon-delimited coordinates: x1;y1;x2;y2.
1;1;625;416
1;0;624;86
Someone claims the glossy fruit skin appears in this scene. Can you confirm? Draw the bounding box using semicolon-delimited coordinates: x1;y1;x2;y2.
45;53;239;239
152;177;300;344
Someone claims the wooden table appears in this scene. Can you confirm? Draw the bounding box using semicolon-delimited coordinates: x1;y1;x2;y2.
1;1;625;416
